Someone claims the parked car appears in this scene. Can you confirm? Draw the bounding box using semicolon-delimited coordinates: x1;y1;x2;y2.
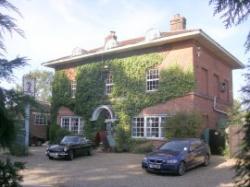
46;136;92;160
142;138;211;175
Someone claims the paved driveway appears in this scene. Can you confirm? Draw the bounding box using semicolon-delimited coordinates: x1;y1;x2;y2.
0;146;235;187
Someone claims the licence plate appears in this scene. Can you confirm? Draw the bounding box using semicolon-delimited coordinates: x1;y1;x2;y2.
149;164;161;169
49;153;58;158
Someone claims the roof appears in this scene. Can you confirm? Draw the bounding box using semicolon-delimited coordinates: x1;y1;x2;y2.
43;29;244;69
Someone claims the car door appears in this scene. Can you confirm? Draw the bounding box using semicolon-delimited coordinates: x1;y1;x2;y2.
188;142;200;168
73;137;82;156
79;138;89;155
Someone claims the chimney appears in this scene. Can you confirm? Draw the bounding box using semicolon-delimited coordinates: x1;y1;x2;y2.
104;31;118;49
170;14;186;31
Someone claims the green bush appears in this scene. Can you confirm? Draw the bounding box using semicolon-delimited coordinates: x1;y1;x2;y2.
49;124;71;144
115;126;131;152
0;158;25;186
9;144;27;156
130;139;154;154
165;111;202;139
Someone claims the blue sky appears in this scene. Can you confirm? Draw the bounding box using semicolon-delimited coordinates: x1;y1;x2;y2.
3;0;249;100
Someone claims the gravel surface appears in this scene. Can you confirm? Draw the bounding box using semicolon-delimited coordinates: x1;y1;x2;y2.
0;146;235;187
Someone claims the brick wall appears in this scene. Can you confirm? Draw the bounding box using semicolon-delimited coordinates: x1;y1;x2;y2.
56;106;76;126
228;125;245;157
30;112;49;140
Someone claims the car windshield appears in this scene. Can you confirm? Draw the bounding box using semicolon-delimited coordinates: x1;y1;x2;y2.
61;136;80;144
159;140;189;152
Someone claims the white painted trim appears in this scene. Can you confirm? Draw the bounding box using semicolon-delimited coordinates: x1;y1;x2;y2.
43;30;243;69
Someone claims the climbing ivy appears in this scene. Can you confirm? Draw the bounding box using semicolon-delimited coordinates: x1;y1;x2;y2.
51;53;195;149
51;71;74;123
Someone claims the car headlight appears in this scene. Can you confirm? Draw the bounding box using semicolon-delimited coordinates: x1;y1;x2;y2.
143;157;148;162
64;146;69;152
166;159;178;164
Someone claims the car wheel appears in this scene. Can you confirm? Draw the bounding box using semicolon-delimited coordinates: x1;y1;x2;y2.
203;154;210;166
68;150;74;161
87;148;92;156
48;156;53;160
177;161;186;176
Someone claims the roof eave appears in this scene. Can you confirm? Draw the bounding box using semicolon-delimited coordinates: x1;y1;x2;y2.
42;30;244;69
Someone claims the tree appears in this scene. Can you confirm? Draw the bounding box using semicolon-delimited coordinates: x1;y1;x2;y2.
0;0;27;149
209;0;250;51
209;0;250;186
22;70;54;102
0;1;26;186
228;100;245;126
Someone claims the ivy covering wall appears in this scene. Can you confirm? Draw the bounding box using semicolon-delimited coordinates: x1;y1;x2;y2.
51;52;195;149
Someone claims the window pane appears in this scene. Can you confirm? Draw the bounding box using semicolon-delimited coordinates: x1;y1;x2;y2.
146;69;159;91
132;117;144;137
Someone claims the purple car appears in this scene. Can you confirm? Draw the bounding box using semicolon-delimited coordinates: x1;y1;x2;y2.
142;138;211;175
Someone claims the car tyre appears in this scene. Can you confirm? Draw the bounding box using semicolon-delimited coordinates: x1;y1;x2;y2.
48;156;53;160
68;150;74;161
87;148;92;156
202;154;210;167
177;161;186;176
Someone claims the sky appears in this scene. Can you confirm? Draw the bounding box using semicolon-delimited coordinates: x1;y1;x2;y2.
2;0;249;100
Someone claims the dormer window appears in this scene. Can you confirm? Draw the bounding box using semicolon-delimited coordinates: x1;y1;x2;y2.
104;31;118;50
146;69;159;91
105;71;113;95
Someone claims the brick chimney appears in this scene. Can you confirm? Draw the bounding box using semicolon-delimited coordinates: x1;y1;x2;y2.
170;14;186;31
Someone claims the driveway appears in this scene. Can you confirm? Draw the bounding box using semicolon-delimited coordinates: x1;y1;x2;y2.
0;146;235;187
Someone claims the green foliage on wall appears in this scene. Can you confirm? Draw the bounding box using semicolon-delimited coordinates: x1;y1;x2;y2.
165;111;203;139
51;52;195;150
51;71;73;122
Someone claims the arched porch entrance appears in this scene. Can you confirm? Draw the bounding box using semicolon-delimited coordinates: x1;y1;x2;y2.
90;105;117;150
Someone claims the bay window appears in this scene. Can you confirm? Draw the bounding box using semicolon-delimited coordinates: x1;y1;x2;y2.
132;116;167;139
60;116;83;135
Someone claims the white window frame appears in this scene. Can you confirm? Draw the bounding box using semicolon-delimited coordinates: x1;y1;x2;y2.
34;113;49;125
132;115;167;140
71;80;77;98
60;116;84;135
146;69;159;92
105;71;114;95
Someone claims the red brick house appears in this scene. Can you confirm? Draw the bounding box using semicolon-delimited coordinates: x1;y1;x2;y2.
29;101;50;145
43;15;243;146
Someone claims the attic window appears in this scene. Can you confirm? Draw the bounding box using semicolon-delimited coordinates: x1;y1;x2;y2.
104;31;118;50
72;47;87;56
145;28;160;41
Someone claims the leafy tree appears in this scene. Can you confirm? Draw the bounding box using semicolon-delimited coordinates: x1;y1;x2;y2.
23;70;54;102
209;0;250;51
0;0;27;149
0;1;26;186
228;100;245;126
209;0;250;185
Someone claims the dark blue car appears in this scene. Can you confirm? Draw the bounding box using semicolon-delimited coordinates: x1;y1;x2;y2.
142;138;211;175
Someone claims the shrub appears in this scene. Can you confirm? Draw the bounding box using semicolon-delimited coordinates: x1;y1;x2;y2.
115;126;131;152
165;111;202;139
0;158;25;186
49;124;71;144
9;144;27;156
130;139;154;154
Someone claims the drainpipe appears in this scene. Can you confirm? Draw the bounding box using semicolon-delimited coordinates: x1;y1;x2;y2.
213;96;227;116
